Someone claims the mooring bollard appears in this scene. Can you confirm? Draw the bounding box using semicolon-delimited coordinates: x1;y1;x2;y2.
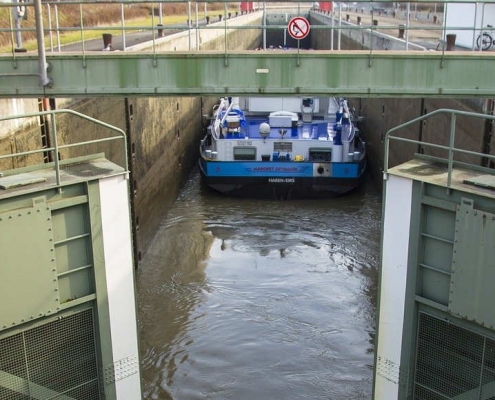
398;24;405;38
102;33;112;50
357;16;361;25
157;24;164;37
446;34;457;51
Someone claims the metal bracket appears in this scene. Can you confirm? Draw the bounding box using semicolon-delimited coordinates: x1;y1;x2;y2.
104;355;139;386
376;355;408;386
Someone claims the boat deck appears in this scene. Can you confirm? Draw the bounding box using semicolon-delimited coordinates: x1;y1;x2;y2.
224;117;334;141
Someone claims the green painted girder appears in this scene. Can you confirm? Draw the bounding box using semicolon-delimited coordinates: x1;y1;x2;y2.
1;50;494;98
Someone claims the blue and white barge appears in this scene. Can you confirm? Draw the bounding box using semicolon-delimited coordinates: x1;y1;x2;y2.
199;96;367;199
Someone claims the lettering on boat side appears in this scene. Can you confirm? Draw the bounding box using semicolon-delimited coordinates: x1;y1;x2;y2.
253;166;299;172
236;141;252;145
268;178;296;183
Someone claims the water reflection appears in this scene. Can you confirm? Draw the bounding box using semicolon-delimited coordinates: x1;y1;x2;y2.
137;169;381;399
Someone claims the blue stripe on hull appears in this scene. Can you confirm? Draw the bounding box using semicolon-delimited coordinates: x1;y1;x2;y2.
202;161;361;178
198;158;367;199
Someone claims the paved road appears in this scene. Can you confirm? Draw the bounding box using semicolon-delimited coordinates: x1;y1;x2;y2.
60;20;204;52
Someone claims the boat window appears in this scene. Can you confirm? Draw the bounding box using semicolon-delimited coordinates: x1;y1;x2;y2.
302;98;314;107
274;142;293;152
234;146;256;160
309;148;332;162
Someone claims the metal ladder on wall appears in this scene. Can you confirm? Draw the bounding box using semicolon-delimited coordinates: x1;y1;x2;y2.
37;98;52;163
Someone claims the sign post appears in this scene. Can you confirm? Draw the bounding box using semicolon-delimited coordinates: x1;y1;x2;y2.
13;0;26;52
287;16;310;65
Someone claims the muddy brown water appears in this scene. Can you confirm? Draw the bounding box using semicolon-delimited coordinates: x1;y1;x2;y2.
137;169;381;399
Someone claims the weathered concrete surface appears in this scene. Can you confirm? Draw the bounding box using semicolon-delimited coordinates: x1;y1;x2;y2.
355;97;489;186
128;96;209;261
0;118;44;171
0;99;40;140
310;11;433;51
127;12;262;52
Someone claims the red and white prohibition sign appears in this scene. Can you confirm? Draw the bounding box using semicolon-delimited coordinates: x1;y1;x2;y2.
287;16;310;40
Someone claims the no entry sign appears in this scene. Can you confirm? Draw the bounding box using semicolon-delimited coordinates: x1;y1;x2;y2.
287;16;310;40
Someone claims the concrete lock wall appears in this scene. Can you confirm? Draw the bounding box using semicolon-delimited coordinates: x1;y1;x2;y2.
355;98;488;186
310;12;427;51
129;13;262;52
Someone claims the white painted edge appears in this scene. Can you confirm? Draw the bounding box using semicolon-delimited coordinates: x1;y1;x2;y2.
374;174;413;399
99;174;142;399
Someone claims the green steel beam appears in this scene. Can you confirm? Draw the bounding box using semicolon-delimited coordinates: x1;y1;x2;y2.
1;51;495;98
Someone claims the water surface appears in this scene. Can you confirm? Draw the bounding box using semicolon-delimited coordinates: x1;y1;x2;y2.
137;170;381;399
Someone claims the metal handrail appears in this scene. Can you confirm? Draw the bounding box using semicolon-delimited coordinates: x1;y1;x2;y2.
0;0;459;53
0;109;128;188
384;108;495;189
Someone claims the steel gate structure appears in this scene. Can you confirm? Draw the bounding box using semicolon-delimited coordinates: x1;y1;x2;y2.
375;109;495;400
